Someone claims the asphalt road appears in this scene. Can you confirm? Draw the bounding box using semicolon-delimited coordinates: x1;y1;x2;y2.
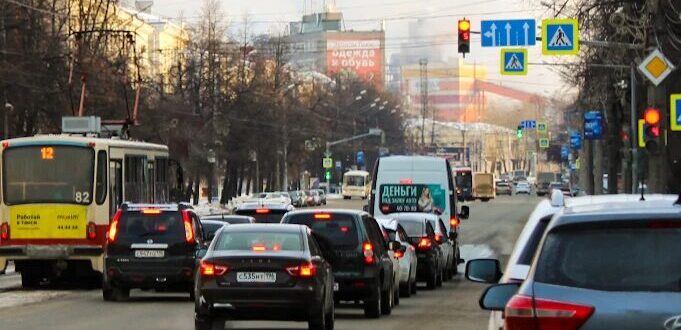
0;195;540;330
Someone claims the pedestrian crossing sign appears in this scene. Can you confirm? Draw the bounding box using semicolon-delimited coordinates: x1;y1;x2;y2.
542;19;579;55
539;138;550;149
500;48;528;76
671;94;681;131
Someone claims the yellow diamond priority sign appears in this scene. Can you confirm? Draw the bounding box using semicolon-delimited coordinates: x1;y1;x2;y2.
638;49;675;86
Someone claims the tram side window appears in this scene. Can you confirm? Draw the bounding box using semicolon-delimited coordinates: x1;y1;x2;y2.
125;156;149;203
95;151;107;205
110;160;122;216
155;158;169;203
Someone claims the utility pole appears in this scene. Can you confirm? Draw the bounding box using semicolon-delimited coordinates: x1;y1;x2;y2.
419;58;428;147
646;0;667;193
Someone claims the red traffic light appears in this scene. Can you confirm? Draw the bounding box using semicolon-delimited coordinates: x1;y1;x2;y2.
644;107;661;126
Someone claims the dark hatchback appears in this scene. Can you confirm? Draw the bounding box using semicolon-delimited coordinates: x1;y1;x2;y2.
103;203;205;301
234;203;292;224
281;210;400;318
393;213;443;289
195;224;335;330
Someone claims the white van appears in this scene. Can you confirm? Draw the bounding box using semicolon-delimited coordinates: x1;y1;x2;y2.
368;155;470;234
342;170;371;199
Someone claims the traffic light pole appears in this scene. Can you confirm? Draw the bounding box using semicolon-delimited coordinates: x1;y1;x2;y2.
324;129;384;194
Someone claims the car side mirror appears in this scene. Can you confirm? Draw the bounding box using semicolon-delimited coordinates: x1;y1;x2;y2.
362;204;369;212
465;259;503;284
310;255;324;264
459;205;470;220
479;283;520;311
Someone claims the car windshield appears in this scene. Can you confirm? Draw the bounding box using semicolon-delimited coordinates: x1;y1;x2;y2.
117;211;184;242
214;231;303;252
344;175;366;186
535;222;681;292
3;146;95;205
285;214;359;250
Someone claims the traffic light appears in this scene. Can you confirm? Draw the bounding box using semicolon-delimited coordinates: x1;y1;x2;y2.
643;107;661;152
516;125;523;139
458;19;471;56
324;170;332;181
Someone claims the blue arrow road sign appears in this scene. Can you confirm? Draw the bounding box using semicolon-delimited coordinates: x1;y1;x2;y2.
521;120;536;129
672;94;681;131
482;19;536;47
570;131;582;150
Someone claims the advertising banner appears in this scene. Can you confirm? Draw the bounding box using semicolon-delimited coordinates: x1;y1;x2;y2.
379;184;446;214
327;39;383;87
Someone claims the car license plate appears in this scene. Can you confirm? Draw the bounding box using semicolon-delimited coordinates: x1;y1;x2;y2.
134;250;165;258
236;272;276;283
333;282;339;292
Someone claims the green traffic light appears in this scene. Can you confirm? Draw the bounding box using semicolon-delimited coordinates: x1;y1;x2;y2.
517;129;523;139
325;171;332;180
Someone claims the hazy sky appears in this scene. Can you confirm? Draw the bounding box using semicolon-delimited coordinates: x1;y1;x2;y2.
151;0;574;97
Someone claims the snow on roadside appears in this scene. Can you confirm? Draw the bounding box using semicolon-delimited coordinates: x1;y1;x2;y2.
0;290;73;309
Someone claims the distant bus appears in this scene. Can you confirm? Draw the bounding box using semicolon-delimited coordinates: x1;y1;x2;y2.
454;167;473;201
342;170;371;200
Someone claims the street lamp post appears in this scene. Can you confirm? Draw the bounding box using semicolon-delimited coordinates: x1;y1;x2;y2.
207;149;216;204
4;102;12;140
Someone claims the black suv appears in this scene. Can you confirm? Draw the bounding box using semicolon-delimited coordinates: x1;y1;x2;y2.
282;209;400;318
103;203;206;301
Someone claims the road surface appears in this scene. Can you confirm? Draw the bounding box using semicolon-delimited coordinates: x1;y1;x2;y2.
0;195;540;330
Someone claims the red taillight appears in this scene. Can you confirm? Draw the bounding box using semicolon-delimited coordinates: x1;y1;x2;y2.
417;237;432;251
200;260;228;276
450;217;460;227
107;210;121;243
286;262;316;277
314;213;331;220
182;210;195;244
394;250;404;258
505;295;594;330
434;234;444;243
256;208;270;214
0;222;9;240
363;241;375;265
86;222;97;240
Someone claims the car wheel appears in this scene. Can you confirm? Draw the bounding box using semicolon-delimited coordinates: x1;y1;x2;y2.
380;281;393;315
410;277;418;295
393;280;400;306
103;283;129;302
363;280;382;318
400;271;412;298
308;301;327;330
426;269;437;290
325;298;335;330
436;270;443;287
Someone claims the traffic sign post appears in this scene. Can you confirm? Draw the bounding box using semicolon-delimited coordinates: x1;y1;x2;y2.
542;19;579;55
539;138;550;149
638;49;675;86
671;94;681;131
481;19;536;47
570;131;582;150
500;48;528;76
521;120;536;129
537;122;547;133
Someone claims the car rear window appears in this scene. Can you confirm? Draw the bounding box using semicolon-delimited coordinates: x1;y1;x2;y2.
235;209;287;223
398;219;424;237
214;231;303;252
535;222;681;292
517;216;552;265
117;211;184;242
221;217;251;224
285;214;360;250
202;222;224;237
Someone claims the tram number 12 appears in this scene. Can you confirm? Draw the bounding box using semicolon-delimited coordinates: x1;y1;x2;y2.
41;147;55;160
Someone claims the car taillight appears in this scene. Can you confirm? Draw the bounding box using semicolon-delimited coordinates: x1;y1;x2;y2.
200;260;228;276
417;237;432;251
363;241;375;265
0;222;9;240
314;213;331;220
182;210;195;244
394;250;404;258
505;295;594;330
450;217;460;227
286;262;316;277
434;234;444;243
86;222;97;240
107;210;121;243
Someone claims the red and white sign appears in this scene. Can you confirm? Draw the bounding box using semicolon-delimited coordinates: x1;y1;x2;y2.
327;39;383;87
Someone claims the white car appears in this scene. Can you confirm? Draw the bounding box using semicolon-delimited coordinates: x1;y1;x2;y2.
515;181;531;195
376;218;418;298
485;191;678;330
258;192;292;205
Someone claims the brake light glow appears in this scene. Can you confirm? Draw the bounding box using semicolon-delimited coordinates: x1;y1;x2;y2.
1;142;8;148
256;208;270;214
0;222;9;240
340;226;349;233
399;178;413;184
252;243;267;252
141;208;162;215
314;213;331;220
434;234;444;243
505;295;594;330
286;262;316;277
107;210;121;242
200;260;228;276
450;217;460;227
417;237;432;250
182;210;195;244
363;241;375;265
394;250;404;258
86;222;97;240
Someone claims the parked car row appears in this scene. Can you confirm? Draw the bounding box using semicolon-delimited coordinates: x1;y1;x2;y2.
287;189;327;207
465;190;681;330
